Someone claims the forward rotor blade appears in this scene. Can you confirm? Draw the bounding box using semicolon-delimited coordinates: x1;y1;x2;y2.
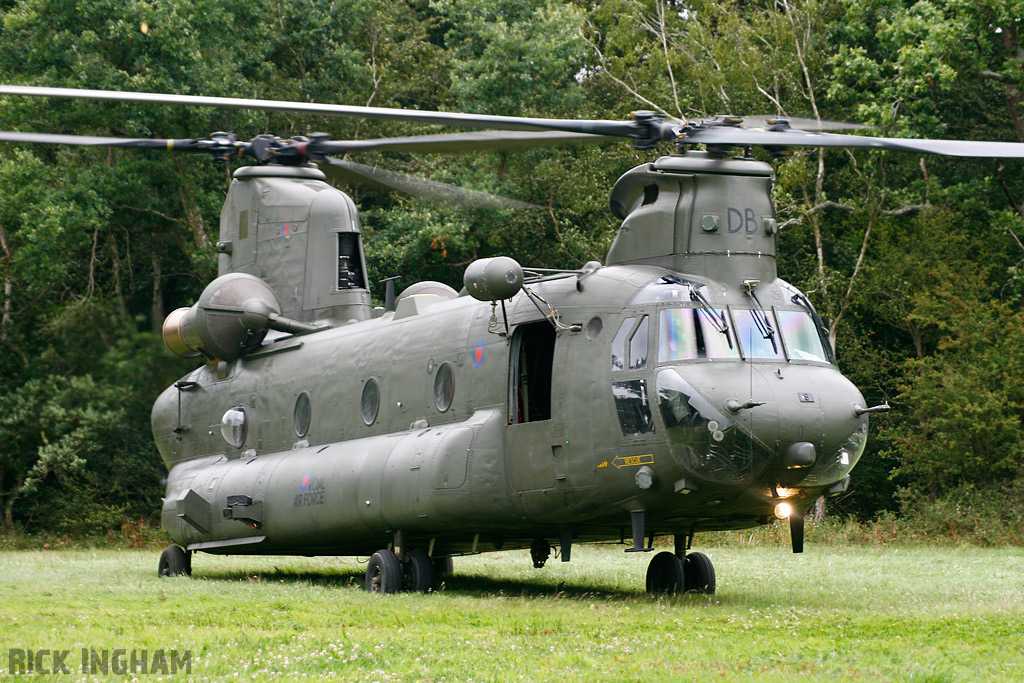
321;158;538;209
0;85;649;138
320;130;614;155
686;126;1024;157
0;131;203;150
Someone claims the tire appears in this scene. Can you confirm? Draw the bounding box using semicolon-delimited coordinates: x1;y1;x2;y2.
365;550;402;593
158;545;190;577
646;551;684;594
683;551;716;594
403;549;436;593
432;555;453;577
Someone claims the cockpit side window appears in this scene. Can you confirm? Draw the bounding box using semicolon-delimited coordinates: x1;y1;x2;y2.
612;379;654;436
628;315;649;369
611;316;635;371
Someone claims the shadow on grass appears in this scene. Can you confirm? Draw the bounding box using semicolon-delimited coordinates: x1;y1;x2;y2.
188;565;727;604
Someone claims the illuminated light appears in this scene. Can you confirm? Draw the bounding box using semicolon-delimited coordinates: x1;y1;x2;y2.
839;449;850;466
775;486;798;498
774;502;793;520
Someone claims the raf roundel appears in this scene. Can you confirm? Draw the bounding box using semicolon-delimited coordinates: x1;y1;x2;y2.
300;472;312;492
472;341;486;369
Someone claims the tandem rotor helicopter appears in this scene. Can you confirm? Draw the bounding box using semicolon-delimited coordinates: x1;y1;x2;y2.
3;85;1024;595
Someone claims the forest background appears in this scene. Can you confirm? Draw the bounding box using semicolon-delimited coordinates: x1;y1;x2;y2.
0;0;1022;543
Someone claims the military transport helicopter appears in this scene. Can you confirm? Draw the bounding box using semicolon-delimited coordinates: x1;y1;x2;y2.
3;85;1024;595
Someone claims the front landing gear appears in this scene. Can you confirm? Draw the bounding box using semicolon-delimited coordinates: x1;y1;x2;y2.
157;545;191;577
684;551;715;593
645;550;715;594
365;548;445;593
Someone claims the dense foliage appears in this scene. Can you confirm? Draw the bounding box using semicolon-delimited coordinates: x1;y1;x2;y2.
1;0;1022;540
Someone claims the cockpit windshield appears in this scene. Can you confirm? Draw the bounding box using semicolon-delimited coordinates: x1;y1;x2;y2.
733;309;783;360
658;307;833;363
776;309;830;362
659;308;739;361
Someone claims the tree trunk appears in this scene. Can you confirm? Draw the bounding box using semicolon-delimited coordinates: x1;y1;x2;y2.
151;253;164;333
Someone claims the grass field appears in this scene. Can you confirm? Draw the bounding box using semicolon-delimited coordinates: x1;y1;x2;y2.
0;543;1022;681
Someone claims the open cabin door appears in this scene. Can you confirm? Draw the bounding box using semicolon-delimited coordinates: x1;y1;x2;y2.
505;321;558;492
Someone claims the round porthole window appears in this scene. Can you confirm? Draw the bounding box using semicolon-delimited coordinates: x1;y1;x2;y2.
361;377;380;426
433;362;454;412
220;406;248;448
293;391;311;437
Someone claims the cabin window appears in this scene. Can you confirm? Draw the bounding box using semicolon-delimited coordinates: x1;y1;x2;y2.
433;363;454;413
293;391;312;437
509;322;555;423
612;379;654;436
220;406;248;448
361;378;380;425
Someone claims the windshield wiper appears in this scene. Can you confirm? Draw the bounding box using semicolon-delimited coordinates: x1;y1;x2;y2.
790;292;836;363
742;280;777;353
690;287;733;349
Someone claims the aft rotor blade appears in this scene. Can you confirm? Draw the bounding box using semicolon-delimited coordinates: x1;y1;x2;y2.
320;130;614;155
321;158;538;209
0;130;204;150
686;126;1024;157
0;85;651;138
738;116;863;132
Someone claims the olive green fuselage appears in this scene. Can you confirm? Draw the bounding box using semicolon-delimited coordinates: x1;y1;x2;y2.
153;264;866;557
153;153;867;558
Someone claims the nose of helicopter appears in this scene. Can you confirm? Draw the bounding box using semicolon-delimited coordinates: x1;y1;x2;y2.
656;363;868;488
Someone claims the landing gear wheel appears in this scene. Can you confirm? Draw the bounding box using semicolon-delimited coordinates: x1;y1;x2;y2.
646;551;684;594
432;555;453;577
365;550;402;593
683;551;716;594
158;545;190;577
403;549;436;593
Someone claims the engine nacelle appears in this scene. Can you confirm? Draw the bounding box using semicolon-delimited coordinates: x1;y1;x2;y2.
162;273;317;362
464;256;524;302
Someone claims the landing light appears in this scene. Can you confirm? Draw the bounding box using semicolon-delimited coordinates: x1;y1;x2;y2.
774;502;793;520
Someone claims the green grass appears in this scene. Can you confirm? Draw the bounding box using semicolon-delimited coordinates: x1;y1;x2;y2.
0;544;1021;681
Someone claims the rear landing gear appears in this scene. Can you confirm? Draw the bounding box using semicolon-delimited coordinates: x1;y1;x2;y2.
645;550;715;594
402;549;435;592
365;548;445;593
157;545;191;577
366;550;403;593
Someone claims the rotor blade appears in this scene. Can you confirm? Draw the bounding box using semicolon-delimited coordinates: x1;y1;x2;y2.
321;158;538;209
0;85;651;138
738;116;864;132
319;130;615;155
686;126;1024;157
0;131;204;150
